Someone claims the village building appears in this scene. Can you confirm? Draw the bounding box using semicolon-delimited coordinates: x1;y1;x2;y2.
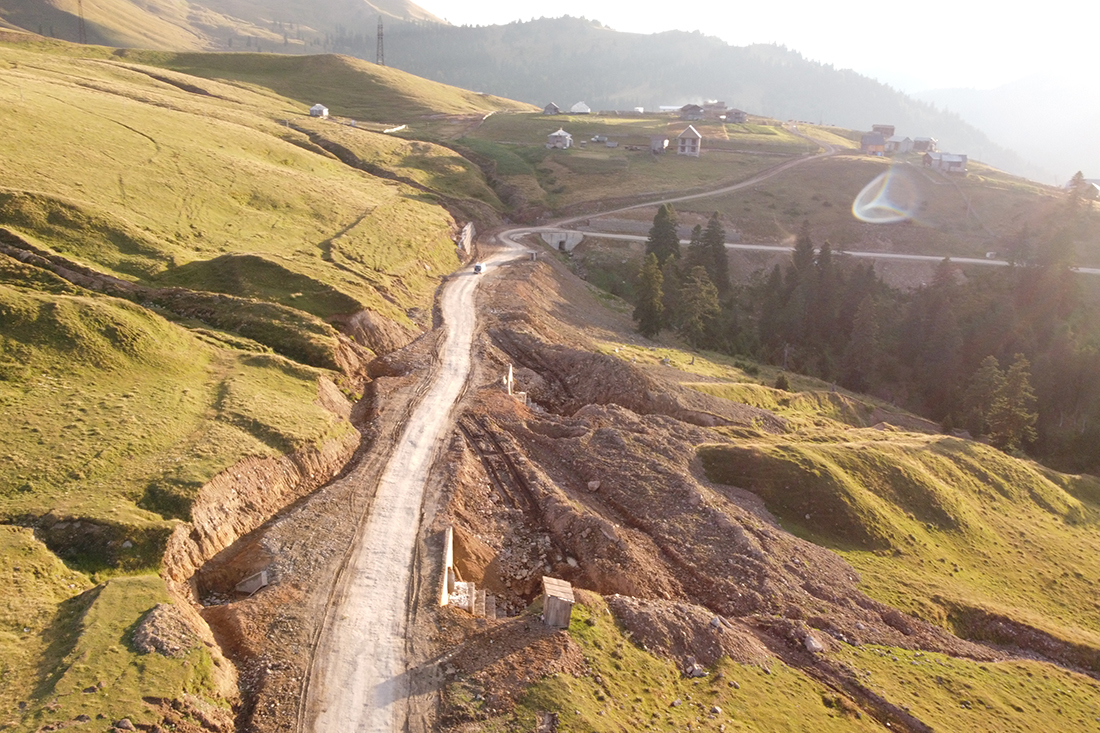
546;128;573;149
913;137;938;152
680;104;705;121
872;124;895;138
570;101;591;114
885;135;914;154
677;125;702;156
924;152;968;174
543;102;561;115
725;108;748;123
310;104;329;118
703;100;728;119
860;132;886;156
650;135;669;153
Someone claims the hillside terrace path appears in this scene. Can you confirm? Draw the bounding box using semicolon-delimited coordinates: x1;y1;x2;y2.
303;240;528;733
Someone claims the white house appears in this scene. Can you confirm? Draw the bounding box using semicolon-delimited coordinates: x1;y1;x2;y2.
310;104;329;118
677;125;702;157
570;101;591;114
885;135;913;154
546;128;573;149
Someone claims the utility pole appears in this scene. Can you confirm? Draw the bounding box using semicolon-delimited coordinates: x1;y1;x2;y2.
77;0;87;44
375;17;385;66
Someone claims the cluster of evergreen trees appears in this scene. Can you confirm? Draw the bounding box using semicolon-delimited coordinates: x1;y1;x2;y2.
632;206;1100;472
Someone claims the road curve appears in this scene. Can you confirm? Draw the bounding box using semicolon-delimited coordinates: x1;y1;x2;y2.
555;126;838;227
303;240;528;733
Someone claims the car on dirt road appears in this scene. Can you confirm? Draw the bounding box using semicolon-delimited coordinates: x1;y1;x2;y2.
473;263;483;274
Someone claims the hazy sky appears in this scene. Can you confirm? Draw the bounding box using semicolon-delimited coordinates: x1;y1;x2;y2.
423;0;1096;92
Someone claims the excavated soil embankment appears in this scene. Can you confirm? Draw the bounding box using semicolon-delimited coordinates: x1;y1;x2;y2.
430;249;1009;733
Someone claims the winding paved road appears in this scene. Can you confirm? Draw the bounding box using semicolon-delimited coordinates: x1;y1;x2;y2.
546;232;1100;276
303;241;527;733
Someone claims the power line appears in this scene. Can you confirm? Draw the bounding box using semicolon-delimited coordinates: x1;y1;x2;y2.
376;16;384;66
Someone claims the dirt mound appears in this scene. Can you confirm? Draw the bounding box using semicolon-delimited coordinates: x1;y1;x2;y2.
132;603;200;658
446;615;587;713
491;328;785;431
606;595;772;667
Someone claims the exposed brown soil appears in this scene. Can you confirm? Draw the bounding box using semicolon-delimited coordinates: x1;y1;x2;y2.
425;244;1007;732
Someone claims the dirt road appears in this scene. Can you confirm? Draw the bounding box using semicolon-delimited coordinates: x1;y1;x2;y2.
303;242;527;732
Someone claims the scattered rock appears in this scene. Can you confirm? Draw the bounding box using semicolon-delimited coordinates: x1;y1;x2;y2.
566;556;578;568
121;540;133;549
671;699;682;707
710;705;722;715
587;480;601;492
114;719;135;730
132;604;199;658
804;634;825;653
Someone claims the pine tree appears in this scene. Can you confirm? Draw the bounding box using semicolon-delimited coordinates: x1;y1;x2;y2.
633;254;664;338
988;354;1038;452
645;204;680;265
684;224;706;272
790;220;815;285
841;294;879;392
963;355;1005;436
703;212;730;294
678;266;720;348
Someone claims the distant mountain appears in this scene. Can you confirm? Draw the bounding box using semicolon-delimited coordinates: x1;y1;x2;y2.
368;17;1041;180
915;77;1100;184
0;0;442;52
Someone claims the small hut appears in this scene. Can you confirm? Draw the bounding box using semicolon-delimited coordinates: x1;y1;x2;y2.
546;129;573;149
310;104;329;118
543;102;561;115
541;576;575;628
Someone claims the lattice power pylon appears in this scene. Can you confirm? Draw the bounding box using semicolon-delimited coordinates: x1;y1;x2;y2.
77;0;87;43
376;17;384;66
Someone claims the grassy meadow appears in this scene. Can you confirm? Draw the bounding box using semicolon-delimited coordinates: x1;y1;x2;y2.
674;152;1064;252
456;112;814;209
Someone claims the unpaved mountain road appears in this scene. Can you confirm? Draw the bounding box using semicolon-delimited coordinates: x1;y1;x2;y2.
303;240;528;733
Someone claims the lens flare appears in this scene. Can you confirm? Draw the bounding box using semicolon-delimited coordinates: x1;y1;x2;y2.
852;167;921;223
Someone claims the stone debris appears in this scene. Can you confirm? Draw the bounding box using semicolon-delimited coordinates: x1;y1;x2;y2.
804;634;825;653
132;603;199;658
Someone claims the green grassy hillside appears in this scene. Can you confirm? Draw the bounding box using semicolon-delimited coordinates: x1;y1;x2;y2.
700;407;1100;658
0;36;521;729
